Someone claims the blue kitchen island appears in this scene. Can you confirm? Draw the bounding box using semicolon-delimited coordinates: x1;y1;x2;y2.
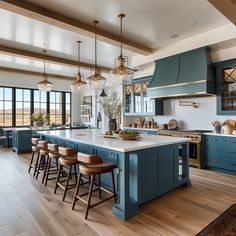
38;129;190;220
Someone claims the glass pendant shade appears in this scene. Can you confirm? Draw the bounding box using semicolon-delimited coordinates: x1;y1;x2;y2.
71;41;87;92
37;48;53;92
110;13;134;82
70;73;86;92
86;20;106;90
87;68;106;90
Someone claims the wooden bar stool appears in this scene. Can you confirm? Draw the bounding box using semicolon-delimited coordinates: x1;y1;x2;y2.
44;143;60;186
54;147;79;201
72;152;117;219
28;137;40;175
35;140;49;182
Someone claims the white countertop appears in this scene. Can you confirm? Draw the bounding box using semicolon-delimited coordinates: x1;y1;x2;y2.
203;132;236;137
123;127;158;131
38;130;190;152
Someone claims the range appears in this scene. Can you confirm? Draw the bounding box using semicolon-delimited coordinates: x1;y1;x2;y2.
159;129;213;168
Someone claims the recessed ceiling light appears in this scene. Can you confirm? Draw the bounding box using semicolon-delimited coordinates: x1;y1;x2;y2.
169;34;178;39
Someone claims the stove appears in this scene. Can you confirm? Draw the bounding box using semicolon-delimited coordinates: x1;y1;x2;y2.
159;129;213;168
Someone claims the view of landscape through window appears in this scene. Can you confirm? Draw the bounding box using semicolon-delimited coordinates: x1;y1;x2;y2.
0;86;71;127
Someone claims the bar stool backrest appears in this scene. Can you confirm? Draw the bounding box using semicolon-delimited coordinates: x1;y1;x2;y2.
58;146;77;157
31;138;39;146
37;140;48;149
48;143;59;153
77;152;103;164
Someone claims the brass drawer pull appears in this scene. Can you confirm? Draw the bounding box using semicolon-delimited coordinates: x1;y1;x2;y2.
160;156;166;161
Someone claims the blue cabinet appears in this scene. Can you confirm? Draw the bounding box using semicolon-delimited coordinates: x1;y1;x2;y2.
140;146;178;203
204;134;236;175
12;130;33;154
123;76;163;116
215;59;236;115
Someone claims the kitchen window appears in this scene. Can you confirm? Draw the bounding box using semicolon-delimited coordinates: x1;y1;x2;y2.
0;86;71;127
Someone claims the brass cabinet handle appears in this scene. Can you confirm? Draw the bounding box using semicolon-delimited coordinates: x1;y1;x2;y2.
160;156;166;161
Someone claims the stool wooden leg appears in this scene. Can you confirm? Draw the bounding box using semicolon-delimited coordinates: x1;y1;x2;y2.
98;174;102;199
42;155;49;183
54;164;62;194
74;165;77;184
85;175;95;219
44;157;51;186
33;152;40;177
36;154;43;179
111;170;117;203
28;151;35;173
72;173;82;210
62;166;72;201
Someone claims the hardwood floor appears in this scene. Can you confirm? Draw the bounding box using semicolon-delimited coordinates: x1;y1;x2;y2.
0;148;235;236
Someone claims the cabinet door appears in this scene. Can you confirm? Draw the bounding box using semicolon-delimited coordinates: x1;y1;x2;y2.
158;148;176;194
216;59;236;115
140;150;159;202
124;84;132;113
133;83;142;113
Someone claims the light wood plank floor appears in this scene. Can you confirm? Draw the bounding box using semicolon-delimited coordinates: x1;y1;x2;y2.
0;148;235;236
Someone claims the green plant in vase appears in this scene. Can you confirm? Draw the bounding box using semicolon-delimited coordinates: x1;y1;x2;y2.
30;112;49;128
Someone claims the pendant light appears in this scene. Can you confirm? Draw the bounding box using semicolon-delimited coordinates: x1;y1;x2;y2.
71;41;86;92
37;47;53;92
86;20;106;90
110;13;134;82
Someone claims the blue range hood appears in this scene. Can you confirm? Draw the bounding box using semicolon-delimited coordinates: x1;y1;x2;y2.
147;47;216;98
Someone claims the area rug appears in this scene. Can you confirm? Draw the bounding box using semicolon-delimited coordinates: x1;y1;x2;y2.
196;204;236;236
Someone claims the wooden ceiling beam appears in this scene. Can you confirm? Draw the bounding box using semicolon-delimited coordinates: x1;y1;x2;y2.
208;0;236;25
0;45;111;72
0;0;153;55
0;66;74;80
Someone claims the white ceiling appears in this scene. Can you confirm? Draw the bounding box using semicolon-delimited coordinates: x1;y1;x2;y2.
0;0;232;77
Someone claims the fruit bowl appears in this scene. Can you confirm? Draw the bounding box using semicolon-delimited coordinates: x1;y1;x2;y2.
113;132;140;140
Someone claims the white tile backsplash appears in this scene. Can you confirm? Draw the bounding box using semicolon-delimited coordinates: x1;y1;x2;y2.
125;96;236;130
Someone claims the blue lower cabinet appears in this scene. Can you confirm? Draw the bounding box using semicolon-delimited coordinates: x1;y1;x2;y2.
140;146;177;203
12;130;33;154
158;148;176;194
204;135;236;175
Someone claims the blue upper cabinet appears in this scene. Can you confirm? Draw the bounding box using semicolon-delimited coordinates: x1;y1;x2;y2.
215;58;236;115
123;76;163;116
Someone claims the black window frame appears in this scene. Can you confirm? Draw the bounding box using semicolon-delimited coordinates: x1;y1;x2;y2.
0;85;71;127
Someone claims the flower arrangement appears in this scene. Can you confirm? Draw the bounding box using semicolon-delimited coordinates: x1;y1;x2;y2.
98;95;122;120
30;112;49;123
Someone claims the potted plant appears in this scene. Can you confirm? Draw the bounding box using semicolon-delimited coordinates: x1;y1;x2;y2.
30;112;49;128
98;95;122;131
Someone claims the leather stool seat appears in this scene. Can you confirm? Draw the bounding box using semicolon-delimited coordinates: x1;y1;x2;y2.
72;152;117;219
54;147;80;201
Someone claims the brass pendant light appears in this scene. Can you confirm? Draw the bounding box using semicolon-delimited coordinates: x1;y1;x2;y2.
37;47;53;92
71;41;86;92
110;13;134;82
86;20;106;90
